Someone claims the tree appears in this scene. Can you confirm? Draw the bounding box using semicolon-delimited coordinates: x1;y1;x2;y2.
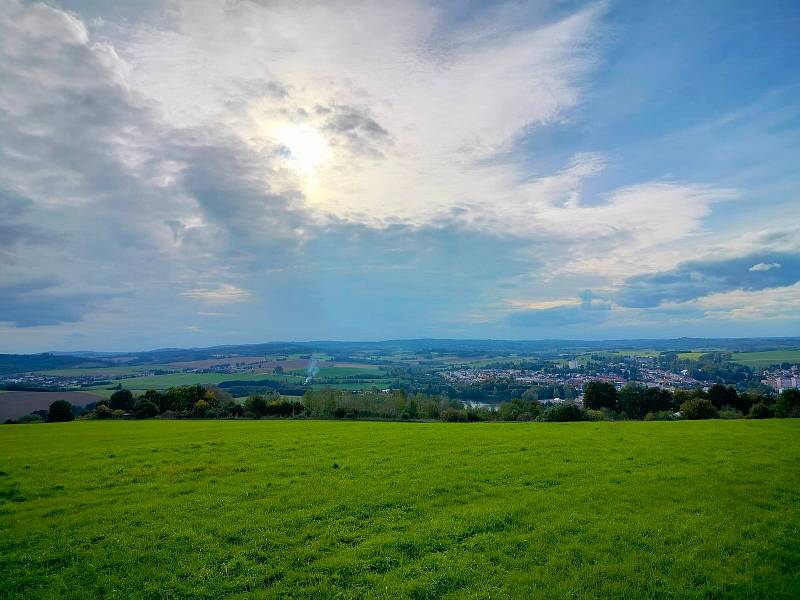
583;381;618;410
680;398;718;420
539;402;587;422
109;389;134;411
47;400;74;422
706;384;738;410
95;404;113;419
747;402;771;419
774;389;800;418
133;399;159;419
244;395;268;418
618;384;644;418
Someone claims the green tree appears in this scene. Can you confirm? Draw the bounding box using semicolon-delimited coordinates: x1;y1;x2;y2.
47;400;74;422
618;384;644;418
133;399;159;419
109;389;134;411
680;398;718;420
583;381;618;410
773;389;800;418
244;395;268;418
747;402;771;419
706;384;738;410
95;404;113;419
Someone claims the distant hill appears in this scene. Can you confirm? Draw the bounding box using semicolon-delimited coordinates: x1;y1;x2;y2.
25;336;800;367
0;354;112;375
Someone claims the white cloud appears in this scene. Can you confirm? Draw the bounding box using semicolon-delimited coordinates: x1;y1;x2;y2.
749;262;781;272
180;284;252;304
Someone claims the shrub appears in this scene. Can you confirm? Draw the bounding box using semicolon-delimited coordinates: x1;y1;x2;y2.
679;398;718;420
440;408;467;422
539;402;587;422
133;399;159;419
18;414;44;424
47;400;74;422
95;405;114;419
644;410;679;421
718;405;743;419
747;402;771;419
109;389;134;411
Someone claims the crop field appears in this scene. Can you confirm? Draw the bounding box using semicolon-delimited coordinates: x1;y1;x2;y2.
289;366;387;378
1;420;799;599
730;350;800;368
98;371;305;391
0;391;103;422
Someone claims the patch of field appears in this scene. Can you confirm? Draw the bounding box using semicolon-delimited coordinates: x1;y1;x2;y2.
294;366;387;378
35;366;166;377
730;350;800;368
93;371;305;391
165;357;316;370
1;420;798;598
678;351;706;360
0;391;101;421
310;380;394;391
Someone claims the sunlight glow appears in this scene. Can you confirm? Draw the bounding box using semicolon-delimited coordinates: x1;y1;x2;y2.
273;124;329;174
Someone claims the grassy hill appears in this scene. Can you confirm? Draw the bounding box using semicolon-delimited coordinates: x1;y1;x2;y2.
1;420;798;598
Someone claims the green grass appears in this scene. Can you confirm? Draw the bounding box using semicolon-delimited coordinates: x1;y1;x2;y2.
730;350;800;368
1;420;799;599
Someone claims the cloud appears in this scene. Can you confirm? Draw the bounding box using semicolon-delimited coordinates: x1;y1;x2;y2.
507;290;611;328
0;279;116;327
616;252;800;308
749;262;780;272
181;285;252;304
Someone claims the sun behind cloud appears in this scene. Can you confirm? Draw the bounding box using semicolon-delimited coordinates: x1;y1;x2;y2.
272;123;329;174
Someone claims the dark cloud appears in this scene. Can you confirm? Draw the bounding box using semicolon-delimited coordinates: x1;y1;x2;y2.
0;279;117;327
616;252;800;307
322;104;391;158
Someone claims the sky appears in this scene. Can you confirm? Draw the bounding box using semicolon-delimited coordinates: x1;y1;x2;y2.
1;0;799;352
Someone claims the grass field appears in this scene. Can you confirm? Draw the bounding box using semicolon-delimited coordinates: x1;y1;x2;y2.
1;420;799;599
98;371;305;391
730;350;800;368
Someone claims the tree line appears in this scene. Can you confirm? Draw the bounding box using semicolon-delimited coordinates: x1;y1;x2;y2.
5;381;799;424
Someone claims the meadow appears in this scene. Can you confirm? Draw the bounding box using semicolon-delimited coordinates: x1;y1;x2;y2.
1;420;799;599
730;350;800;368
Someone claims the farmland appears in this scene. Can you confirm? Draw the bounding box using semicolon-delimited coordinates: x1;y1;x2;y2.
2;420;799;599
0;391;102;422
730;350;800;368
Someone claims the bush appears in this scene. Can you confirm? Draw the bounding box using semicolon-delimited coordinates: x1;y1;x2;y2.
18;414;44;424
47;400;74;422
679;399;718;420
539;402;587;422
747;402;771;419
95;404;114;419
133;399;159;419
440;408;467;422
109;389;134;411
644;410;679;421
718;405;743;419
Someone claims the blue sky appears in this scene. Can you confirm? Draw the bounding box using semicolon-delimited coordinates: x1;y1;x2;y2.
0;0;798;351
